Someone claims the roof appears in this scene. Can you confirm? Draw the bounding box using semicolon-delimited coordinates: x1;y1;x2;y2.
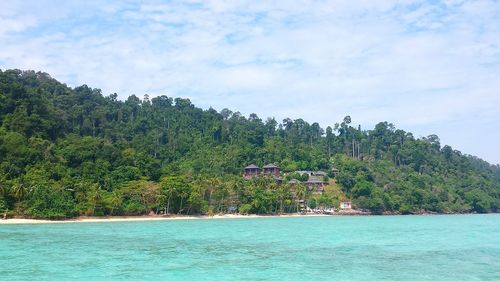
288;179;301;184
263;164;279;169
244;164;260;169
306;179;324;184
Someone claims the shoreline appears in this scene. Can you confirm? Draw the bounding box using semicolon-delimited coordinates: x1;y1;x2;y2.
0;212;378;225
1;212;495;225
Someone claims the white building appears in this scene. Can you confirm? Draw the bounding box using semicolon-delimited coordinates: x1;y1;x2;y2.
340;201;352;210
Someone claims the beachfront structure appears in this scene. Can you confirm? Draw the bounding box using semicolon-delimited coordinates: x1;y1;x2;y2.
340;201;352;210
263;164;280;176
244;164;261;179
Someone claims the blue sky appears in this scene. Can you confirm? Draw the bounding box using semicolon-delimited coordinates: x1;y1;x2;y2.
1;0;499;164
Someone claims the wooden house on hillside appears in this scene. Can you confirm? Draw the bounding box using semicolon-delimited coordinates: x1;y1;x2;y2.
244;164;261;179
263;164;280;176
243;164;282;181
306;178;325;193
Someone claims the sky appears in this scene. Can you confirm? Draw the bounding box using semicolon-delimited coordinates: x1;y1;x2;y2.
0;0;499;164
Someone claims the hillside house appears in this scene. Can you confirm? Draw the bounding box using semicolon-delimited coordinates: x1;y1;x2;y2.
244;164;282;180
306;178;325;193
296;170;327;177
244;164;261;179
263;164;280;176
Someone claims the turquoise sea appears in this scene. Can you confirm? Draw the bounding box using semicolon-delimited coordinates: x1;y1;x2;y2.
1;215;499;280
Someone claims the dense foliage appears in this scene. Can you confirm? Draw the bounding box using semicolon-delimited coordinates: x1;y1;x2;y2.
0;69;498;218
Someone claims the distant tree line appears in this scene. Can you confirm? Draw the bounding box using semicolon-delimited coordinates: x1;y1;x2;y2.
0;69;498;218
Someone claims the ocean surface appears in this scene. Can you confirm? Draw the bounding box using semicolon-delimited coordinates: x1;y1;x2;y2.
1;215;499;280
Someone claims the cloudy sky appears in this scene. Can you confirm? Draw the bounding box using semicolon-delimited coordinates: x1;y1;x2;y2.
1;0;499;164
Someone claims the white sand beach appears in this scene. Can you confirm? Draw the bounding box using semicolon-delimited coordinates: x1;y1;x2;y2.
0;213;335;225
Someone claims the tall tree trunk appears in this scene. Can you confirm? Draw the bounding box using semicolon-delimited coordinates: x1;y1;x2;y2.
357;141;360;159
219;195;224;213
352;138;355;158
178;198;183;214
209;189;213;209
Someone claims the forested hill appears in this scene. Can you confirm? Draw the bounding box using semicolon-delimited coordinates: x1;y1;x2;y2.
0;69;499;219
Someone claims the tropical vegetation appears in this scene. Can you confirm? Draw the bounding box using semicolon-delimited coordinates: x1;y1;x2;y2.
0;69;498;218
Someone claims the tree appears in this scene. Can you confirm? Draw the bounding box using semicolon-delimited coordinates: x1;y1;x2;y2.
26;184;76;219
121;180;160;215
159;176;190;215
12;180;27;202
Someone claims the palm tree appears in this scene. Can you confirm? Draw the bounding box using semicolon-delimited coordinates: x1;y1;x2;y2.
90;184;102;216
0;181;11;218
295;183;307;213
0;182;11;199
12;181;27;203
232;177;245;204
267;181;279;214
277;183;290;214
110;191;122;215
206;177;221;210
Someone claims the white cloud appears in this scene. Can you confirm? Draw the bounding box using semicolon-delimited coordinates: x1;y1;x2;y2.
0;0;499;163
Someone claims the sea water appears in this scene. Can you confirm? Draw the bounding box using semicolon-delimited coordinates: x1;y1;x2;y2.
1;215;499;280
